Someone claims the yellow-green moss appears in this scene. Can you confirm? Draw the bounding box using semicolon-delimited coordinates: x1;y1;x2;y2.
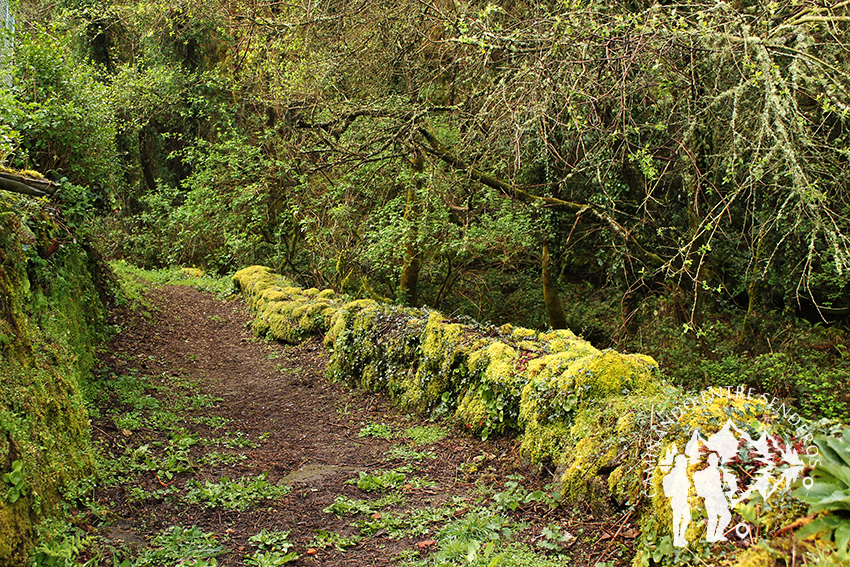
558;436;619;500
324;299;376;349
729;543;784;567
469;342;518;385
232;266;345;344
455;388;490;430
509;326;538;341
518;422;573;464
412;313;473;409
640;390;812;558
0;194;108;563
232;265;276;294
0;497;32;565
539;328;584;352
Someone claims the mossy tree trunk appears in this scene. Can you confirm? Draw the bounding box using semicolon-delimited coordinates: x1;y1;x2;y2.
398;151;423;306
542;244;567;329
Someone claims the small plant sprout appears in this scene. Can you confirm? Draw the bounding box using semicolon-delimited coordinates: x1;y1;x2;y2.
358;422;395;439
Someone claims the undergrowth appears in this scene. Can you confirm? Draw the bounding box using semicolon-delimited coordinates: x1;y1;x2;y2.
109;260;236;307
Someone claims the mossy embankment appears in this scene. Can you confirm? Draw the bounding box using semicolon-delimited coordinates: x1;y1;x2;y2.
0;194;113;565
233;265;830;566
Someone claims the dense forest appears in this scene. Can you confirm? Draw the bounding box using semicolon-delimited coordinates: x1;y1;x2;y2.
2;0;850;565
3;0;850;419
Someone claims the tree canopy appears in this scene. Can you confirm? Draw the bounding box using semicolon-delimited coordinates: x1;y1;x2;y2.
3;0;850;395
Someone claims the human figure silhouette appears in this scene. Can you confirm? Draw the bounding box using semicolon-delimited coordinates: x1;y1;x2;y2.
693;453;732;542
663;453;692;547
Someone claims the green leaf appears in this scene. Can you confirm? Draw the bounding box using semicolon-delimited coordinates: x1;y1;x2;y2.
798;517;841;540
834;522;850;557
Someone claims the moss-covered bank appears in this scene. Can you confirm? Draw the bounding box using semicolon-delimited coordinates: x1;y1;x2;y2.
233;266;834;566
0;194;112;565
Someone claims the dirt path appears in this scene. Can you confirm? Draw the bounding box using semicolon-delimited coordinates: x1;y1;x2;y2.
81;284;635;566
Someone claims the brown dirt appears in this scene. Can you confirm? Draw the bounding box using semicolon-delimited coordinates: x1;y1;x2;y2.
79;283;638;566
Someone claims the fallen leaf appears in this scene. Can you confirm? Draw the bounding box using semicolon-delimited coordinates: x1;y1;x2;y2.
372;512;381;520
306;548;318;555
121;429;132;437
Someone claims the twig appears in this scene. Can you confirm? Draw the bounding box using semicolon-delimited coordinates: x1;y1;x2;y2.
594;510;635;564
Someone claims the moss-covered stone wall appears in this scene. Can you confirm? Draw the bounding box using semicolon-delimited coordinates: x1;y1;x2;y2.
233;265;825;567
0;193;111;565
233;266;664;499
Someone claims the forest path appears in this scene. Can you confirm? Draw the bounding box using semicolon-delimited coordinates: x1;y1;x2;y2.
82;283;633;566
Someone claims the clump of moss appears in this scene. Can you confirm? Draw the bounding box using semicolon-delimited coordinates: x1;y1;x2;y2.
231;266;342;344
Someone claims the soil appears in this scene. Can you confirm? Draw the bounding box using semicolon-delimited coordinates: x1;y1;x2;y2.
79;283;638;566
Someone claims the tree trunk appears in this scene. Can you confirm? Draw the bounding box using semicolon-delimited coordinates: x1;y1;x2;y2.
139;128;158;192
398;151;423;306
542;244;567;329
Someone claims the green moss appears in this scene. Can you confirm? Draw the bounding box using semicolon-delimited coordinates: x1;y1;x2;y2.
232;265;276;295
639;390;812;557
455;388;490;430
728;543;783;567
411;313;476;411
0;194;109;563
539;328;583;352
232;266;345;344
0;496;32;565
508;326;538;341
517;422;573;465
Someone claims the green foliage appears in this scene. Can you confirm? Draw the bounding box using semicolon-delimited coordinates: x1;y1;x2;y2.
109;260;235;303
134;525;225;567
243;550;300;567
122;434;197;482
795;429;850;558
491;475;558;515
403;425;446;446
535;524;575;553
347;470;408;492
130;134;288;272
308;529;362;551
386;445;437;462
2;460;26;503
29;517;91;567
245;529;299;565
184;473;290;511
696;350;850;420
428;510;519;566
5;30;118;193
358;422;395;439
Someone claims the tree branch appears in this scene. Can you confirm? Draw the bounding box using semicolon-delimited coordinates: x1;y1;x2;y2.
0;172;56;197
416;127;665;268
